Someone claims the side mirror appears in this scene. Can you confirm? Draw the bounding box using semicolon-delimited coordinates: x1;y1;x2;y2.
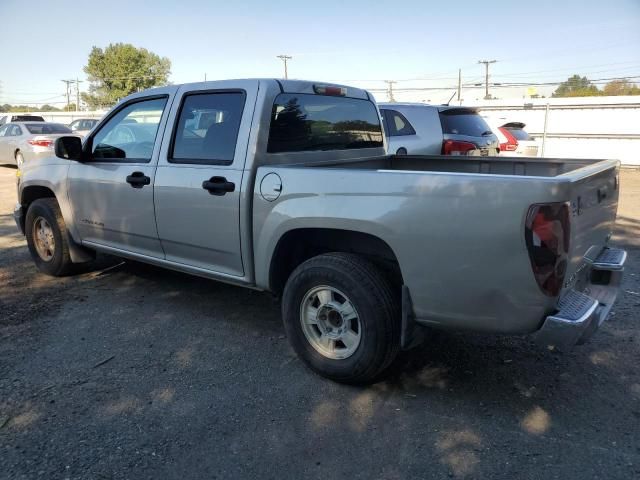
55;136;83;161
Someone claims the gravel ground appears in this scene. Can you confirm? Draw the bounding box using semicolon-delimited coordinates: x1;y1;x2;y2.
0;164;639;480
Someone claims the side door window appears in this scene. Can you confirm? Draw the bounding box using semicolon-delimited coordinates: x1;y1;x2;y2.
90;97;168;162
8;125;23;136
0;125;9;136
170;91;245;165
384;110;416;136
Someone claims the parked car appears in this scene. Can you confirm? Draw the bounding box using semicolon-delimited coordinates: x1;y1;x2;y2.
0;122;76;167
14;79;626;384
68;118;100;137
0;114;45;126
379;103;500;156
486;119;540;157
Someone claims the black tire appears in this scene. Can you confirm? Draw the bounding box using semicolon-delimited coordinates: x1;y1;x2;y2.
282;252;400;384
25;198;74;276
396;147;408;155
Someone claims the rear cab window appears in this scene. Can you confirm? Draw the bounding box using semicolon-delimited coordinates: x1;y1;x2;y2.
267;93;383;153
439;109;493;137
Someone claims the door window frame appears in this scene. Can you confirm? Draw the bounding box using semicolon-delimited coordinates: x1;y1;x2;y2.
84;94;170;164
381;109;416;137
8;125;23;136
167;89;247;166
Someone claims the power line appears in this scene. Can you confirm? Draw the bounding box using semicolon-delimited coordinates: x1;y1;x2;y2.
368;74;640;94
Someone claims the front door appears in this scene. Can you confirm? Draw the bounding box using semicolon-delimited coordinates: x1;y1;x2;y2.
67;93;174;257
153;83;256;277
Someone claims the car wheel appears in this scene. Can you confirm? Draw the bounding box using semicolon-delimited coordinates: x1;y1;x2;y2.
15;151;24;168
282;252;400;384
25;198;74;276
396;147;408;155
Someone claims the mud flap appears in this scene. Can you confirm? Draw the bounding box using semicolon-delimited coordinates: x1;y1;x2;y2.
67;232;95;264
401;285;424;350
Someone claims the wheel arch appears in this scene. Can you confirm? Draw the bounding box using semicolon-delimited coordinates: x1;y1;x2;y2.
268;227;403;298
20;184;56;207
20;184;94;263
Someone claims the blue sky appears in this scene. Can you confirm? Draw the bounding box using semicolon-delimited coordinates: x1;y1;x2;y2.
1;0;639;104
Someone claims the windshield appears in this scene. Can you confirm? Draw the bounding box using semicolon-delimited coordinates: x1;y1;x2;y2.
440;109;493;137
25;123;72;134
506;128;534;141
267;93;383;153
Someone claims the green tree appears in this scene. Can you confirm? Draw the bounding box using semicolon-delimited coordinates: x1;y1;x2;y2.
39;104;60;112
1;103;61;112
81;43;171;109
603;79;640;96
552;75;602;97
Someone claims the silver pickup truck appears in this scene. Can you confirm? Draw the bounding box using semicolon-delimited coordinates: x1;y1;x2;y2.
14;79;626;383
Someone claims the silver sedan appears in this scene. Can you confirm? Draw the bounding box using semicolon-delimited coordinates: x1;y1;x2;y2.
0;122;78;167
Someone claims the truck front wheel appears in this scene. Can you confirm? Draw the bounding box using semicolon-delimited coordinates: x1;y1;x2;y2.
282;252;400;384
25;198;74;276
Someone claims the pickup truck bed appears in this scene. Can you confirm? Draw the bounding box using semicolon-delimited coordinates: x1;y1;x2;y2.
255;154;621;341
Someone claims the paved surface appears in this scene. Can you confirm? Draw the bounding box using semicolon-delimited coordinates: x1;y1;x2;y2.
1;164;639;479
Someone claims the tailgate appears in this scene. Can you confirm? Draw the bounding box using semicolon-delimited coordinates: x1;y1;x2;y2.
563;160;619;291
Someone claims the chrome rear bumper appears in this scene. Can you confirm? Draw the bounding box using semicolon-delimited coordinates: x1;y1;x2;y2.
533;247;626;350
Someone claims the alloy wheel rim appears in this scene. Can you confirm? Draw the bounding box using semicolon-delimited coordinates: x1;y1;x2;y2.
33;216;55;261
300;285;362;360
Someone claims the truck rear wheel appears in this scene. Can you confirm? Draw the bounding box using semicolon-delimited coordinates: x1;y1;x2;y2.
25;198;74;276
282;252;400;384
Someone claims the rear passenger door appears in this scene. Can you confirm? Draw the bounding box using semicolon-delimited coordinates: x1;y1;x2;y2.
153;81;258;277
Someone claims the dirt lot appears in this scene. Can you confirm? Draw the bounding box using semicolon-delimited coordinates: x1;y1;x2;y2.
1;165;639;480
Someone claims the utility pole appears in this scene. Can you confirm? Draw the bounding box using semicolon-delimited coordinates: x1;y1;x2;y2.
478;60;497;100
75;78;83;112
61;79;74;111
457;68;462;104
384;80;397;102
277;54;292;79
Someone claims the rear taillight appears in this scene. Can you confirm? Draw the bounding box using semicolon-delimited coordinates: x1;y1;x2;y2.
28;139;53;147
442;140;476;155
499;127;518;151
525;203;571;296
